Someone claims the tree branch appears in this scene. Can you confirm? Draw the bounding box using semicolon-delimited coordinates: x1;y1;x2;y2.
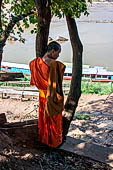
1;11;35;47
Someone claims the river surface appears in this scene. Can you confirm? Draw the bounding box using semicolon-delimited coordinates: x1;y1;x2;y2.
3;2;113;71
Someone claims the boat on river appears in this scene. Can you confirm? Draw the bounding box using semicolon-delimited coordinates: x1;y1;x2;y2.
1;62;113;82
1;62;30;75
64;64;113;82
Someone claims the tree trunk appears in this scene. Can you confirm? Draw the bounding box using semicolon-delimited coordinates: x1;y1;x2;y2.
0;52;2;70
63;16;83;136
0;0;3;27
0;0;3;70
35;0;51;58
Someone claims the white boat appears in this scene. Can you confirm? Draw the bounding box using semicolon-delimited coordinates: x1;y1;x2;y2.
64;64;113;82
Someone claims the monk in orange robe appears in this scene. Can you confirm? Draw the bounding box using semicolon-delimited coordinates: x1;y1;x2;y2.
29;41;65;148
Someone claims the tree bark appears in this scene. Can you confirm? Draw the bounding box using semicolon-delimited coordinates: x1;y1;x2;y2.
63;16;83;136
0;0;3;70
35;0;51;58
0;0;3;27
0;52;2;70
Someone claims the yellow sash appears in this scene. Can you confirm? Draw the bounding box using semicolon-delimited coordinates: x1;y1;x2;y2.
39;89;47;98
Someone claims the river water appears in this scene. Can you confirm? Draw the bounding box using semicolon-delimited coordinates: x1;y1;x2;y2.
3;2;113;71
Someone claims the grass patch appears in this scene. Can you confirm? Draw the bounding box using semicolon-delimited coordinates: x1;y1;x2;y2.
0;82;4;86
63;81;113;95
5;83;30;87
81;81;113;95
1;77;113;95
23;114;38;119
75;113;91;120
20;75;31;82
0;75;31;87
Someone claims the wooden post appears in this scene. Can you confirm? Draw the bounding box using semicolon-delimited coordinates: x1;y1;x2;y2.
111;82;112;92
0;113;7;125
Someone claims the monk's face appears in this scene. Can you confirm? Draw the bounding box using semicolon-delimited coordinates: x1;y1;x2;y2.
50;48;61;60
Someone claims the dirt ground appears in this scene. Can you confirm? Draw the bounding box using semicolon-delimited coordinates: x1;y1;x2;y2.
69;93;113;148
0;93;113;148
0;93;113;169
1;93;113;120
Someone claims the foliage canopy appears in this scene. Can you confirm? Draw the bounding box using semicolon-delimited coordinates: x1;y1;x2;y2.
0;0;91;37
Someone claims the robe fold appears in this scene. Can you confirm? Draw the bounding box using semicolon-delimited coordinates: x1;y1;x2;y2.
29;57;65;148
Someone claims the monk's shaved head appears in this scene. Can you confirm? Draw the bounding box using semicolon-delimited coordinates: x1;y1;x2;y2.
47;41;61;52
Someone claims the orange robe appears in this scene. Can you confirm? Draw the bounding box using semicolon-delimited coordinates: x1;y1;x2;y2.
29;57;65;148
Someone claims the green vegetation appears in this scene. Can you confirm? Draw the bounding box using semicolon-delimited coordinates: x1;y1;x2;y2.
63;81;113;95
1;79;113;95
20;75;31;82
4;82;30;87
0;75;31;87
81;81;113;95
0;82;4;86
75;112;91;120
23;113;38;119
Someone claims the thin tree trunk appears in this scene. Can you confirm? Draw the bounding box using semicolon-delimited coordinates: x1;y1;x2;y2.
63;16;83;136
0;0;3;27
35;0;51;58
0;52;2;70
0;0;3;70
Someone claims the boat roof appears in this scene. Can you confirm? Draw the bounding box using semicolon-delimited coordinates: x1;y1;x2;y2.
65;65;113;76
1;61;29;69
